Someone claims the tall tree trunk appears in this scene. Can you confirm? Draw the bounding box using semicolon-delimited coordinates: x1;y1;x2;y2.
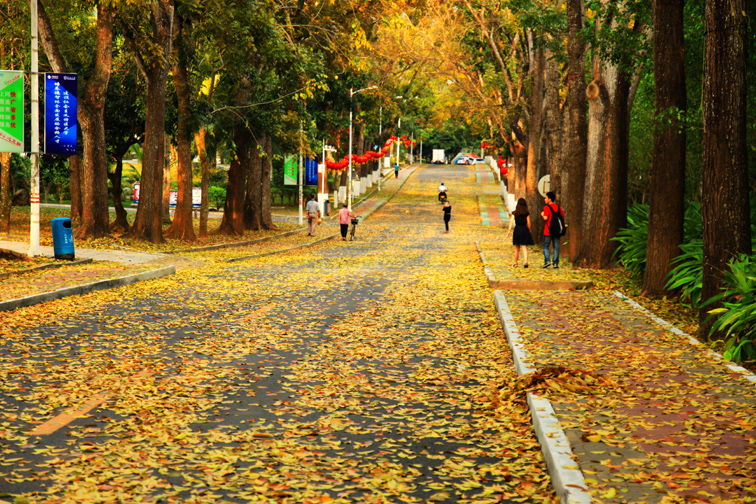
194;128;212;238
165;36;196;240
69;154;82;224
579;61;631;268
643;0;686;296
218;125;250;236
127;0;173;243
699;0;750;337
525;44;546;244
562;0;588;263
0;152;10;233
108;157;130;232
162;135;173;224
244;136;262;230
544;47;562;196
261;132;275;230
73;3;113;240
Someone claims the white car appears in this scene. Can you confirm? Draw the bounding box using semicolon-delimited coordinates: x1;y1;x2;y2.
455;157;473;165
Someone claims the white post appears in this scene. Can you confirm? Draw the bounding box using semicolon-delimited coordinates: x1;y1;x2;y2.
298;123;303;226
29;1;40;256
420;137;423;164
410;132;414;164
348;107;353;211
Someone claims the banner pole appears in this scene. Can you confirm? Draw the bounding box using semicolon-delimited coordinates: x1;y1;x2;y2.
298;122;303;226
29;1;40;256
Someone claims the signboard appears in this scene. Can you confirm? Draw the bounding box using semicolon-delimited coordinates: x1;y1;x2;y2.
44;73;77;155
305;156;318;186
283;154;297;185
192;187;201;209
169;190;177;208
133;183;140;204
0;70;24;153
538;174;551;198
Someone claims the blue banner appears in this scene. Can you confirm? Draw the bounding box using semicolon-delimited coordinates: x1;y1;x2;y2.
44;73;77;155
305;156;318;186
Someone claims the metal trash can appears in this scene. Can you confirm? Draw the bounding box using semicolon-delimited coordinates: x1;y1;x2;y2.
323;199;330;216
51;217;75;260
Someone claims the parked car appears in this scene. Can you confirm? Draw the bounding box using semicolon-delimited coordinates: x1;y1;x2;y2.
455;157;472;165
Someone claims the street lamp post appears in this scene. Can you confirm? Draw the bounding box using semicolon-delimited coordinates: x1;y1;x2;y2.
348;86;376;211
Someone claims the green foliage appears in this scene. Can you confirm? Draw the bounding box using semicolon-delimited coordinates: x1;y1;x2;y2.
611;203;649;277
208;186;226;209
665;239;704;308
703;255;756;362
613;202;704;277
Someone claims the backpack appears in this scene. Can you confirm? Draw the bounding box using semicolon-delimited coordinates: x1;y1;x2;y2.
548;204;567;237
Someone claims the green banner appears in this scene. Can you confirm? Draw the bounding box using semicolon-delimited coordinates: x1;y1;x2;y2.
284;154;297;186
0;70;24;153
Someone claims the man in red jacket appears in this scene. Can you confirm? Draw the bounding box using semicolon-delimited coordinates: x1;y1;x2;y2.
541;191;565;269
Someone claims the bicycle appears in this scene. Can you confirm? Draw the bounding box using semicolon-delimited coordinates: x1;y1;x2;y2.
349;217;360;241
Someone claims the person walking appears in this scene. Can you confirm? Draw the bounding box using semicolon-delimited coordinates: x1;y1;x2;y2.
338;203;355;241
506;198;534;267
442;200;452;233
306;194;320;236
394;163;400;179
541;191;565;268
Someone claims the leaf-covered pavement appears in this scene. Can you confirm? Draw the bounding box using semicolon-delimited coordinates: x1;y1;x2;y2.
0;165;558;503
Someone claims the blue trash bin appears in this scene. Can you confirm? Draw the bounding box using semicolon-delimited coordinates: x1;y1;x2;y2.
51;217;75;260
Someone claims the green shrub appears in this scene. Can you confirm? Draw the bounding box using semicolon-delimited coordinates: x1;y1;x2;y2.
612;203;649;276
665;238;703;307
208;186;226;209
703;254;756;362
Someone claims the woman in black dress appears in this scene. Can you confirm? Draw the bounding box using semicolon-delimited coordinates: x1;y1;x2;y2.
506;198;535;267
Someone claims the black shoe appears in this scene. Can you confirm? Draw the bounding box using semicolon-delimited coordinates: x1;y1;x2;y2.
542;263;550;269
523;264;529;268
553;264;559;269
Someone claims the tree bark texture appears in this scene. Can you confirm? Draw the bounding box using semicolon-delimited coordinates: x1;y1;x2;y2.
162;135;172;224
107;157;130;232
561;0;588;262
699;0;750;336
218;124;250;236
194;128;212;238
68;155;82;224
0;152;10;233
643;0;687;297
524;44;546;244
165;33;196;241
261;132;275;230
580;59;631;268
127;0;173;243
244;137;262;231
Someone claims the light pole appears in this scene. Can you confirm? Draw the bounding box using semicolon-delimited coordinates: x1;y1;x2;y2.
348;86;377;211
29;0;40;256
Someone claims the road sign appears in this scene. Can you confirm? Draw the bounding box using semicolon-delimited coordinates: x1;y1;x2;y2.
44;73;77;155
538;175;551;197
0;70;24;153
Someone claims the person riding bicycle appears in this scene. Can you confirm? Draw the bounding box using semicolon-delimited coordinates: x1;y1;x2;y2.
438;182;448;202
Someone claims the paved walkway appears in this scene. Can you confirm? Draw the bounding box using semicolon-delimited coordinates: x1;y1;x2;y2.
0;239;166;264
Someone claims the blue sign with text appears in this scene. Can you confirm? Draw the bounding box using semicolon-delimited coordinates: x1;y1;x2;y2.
305;156;318;186
44;73;77;155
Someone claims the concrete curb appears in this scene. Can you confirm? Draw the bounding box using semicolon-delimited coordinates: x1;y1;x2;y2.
493;289;592;504
613;290;756;385
161;227;307;255
0;258;93;280
0;265;176;312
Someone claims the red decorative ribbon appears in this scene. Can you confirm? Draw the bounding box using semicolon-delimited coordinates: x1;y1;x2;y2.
325;135;416;171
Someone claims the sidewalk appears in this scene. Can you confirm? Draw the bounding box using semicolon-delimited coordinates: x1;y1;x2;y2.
498;287;756;503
